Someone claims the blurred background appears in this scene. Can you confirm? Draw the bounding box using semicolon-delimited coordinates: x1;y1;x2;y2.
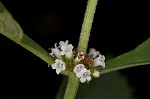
0;0;150;98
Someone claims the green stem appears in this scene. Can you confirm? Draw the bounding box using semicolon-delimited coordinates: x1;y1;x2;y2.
63;0;99;99
78;0;99;53
63;73;79;99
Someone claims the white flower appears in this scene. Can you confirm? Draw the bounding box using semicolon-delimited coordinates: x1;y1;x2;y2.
92;70;100;77
50;43;61;58
59;40;73;58
59;40;69;49
51;59;66;74
60;44;73;58
88;48;100;58
93;54;105;68
73;64;87;78
50;40;74;59
75;52;85;62
51;48;61;58
80;70;91;83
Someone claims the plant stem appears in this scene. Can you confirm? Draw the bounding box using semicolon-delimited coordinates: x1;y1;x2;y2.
63;73;79;99
78;0;99;53
63;0;99;99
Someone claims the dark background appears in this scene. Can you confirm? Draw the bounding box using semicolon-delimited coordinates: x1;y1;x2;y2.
0;0;150;98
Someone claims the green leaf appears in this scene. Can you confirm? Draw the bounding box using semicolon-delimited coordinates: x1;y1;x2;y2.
77;72;135;99
76;72;136;99
101;38;150;74
0;2;5;13
0;2;54;65
55;76;68;99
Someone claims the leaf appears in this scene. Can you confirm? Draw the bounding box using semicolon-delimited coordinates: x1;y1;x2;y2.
0;2;54;65
76;72;135;99
101;37;150;74
55;76;68;99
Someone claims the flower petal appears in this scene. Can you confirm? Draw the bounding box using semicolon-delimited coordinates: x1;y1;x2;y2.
52;64;56;69
59;40;68;47
61;64;66;70
93;54;105;67
86;76;91;81
73;64;85;73
76;72;83;78
51;48;61;58
56;69;61;74
88;48;100;58
65;50;73;58
80;77;86;83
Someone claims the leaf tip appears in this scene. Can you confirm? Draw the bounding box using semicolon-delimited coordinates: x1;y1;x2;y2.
0;2;6;13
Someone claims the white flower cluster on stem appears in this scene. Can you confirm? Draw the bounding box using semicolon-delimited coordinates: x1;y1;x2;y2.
50;40;73;74
49;40;105;83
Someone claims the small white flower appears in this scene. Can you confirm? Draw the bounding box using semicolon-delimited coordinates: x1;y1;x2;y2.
93;54;105;68
75;52;85;62
60;44;73;58
51;48;61;58
73;64;87;78
50;43;61;58
59;40;69;49
51;59;66;74
92;70;100;77
88;48;100;58
80;70;91;83
50;40;73;58
59;40;73;58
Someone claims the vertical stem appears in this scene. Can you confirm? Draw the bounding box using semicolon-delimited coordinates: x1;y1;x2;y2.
78;0;99;53
63;0;99;99
63;73;79;99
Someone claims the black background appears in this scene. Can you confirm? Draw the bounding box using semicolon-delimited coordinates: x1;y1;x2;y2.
0;0;150;98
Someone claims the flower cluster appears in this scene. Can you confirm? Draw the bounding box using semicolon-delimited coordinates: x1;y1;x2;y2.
49;40;105;83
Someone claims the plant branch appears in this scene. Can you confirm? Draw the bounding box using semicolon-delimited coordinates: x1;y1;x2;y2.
78;0;99;53
63;73;79;99
63;0;99;99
